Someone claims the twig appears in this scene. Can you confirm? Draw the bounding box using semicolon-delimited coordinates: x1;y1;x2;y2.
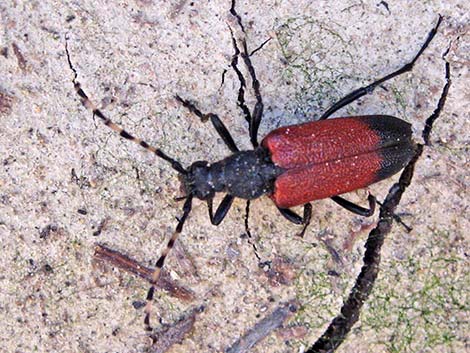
226;300;299;353
94;244;195;302
149;306;204;353
307;45;451;353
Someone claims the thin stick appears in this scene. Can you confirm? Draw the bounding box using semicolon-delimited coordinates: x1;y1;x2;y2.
94;244;195;302
226;300;299;353
307;38;452;353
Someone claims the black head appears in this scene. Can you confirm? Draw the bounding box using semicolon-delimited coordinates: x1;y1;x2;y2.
181;160;217;200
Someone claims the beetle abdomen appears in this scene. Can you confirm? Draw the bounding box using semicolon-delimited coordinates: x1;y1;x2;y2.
262;116;416;208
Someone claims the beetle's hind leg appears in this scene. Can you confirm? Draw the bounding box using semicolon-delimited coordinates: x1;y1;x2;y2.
331;195;376;217
332;195;414;232
319;15;443;120
278;195;376;238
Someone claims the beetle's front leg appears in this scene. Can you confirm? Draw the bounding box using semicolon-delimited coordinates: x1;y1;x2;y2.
207;194;235;225
175;95;240;153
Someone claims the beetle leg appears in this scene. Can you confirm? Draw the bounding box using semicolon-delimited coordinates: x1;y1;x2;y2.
319;15;443;120
278;207;302;224
240;38;264;148
229;27;252;134
175;95;239;153
244;200;252;237
229;2;266;148
330;194;376;217
333;195;414;231
375;199;413;232
422;49;451;145
243;200;262;260
144;195;193;331
298;203;313;237
277;203;313;237
207;194;235;225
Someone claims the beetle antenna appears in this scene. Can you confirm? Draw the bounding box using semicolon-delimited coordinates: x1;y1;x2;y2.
65;39;187;175
144;195;193;331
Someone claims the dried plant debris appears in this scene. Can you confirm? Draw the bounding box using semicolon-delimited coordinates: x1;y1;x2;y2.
261;256;297;287
149;306;204;353
12;42;28;72
226;300;299;353
94;244;195;302
0;90;14;116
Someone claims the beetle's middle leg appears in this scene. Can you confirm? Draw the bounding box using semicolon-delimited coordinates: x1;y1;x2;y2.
319;15;443;120
277;203;313;237
279;194;377;237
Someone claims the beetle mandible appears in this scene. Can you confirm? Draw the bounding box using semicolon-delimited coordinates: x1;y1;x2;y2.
67;10;443;330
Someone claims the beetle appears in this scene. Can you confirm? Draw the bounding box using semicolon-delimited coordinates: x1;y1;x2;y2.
66;11;442;330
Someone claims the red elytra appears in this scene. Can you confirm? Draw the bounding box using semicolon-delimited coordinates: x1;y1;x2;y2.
262;115;416;208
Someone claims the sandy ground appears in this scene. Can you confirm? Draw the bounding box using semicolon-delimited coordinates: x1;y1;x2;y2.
1;1;468;352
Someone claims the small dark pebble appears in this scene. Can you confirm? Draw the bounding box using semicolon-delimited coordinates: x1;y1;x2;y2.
132;301;146;310
39;224;58;239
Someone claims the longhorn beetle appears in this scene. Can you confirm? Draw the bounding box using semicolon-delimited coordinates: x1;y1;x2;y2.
67;7;443;330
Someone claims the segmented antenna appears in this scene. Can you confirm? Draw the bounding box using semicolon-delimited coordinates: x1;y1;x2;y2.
65;39;187;175
144;195;193;330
